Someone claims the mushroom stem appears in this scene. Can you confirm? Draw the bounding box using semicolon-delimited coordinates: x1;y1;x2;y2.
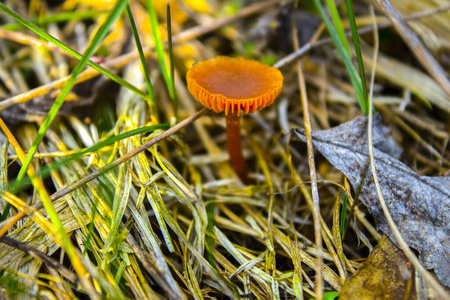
226;111;249;183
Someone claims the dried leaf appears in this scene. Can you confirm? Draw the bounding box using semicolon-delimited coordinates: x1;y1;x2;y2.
340;235;414;300
290;115;450;287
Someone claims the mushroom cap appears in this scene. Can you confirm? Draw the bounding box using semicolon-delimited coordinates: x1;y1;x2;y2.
186;56;283;116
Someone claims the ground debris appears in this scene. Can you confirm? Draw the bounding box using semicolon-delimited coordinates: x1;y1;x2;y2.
290;114;450;288
340;235;414;300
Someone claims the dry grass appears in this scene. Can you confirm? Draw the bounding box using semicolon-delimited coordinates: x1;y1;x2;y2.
0;0;448;299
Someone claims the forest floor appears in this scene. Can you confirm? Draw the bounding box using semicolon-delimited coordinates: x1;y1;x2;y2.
0;0;449;299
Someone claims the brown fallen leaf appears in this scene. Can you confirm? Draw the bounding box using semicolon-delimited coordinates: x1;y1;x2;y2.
340;235;414;300
290;115;450;288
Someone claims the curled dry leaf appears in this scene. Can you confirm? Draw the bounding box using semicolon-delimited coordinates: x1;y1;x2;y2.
340;235;413;300
290;115;450;287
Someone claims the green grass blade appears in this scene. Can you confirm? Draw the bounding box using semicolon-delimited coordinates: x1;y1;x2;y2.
152;190;238;297
0;3;149;103
102;162;131;259
325;0;350;55
1;10;107;31
83;205;98;256
145;0;177;116
167;2;178;120
204;200;238;295
126;5;159;122
11;0;130;194
314;0;368;114
310;291;340;300
15;124;169;192
0;118;95;294
346;0;369;108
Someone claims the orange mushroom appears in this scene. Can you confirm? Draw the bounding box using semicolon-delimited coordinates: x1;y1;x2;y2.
187;56;283;183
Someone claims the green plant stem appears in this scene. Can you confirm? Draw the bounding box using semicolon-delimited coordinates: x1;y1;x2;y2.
167;2;178;120
313;0;367;114
145;0;176;115
126;4;159;121
325;0;350;55
346;0;368;107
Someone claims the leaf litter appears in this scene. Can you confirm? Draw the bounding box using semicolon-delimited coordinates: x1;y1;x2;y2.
291;114;450;288
339;235;413;300
0;0;449;298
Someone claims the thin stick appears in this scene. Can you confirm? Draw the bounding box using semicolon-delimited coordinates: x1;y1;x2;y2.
366;8;450;299
50;108;209;201
0;108;209;229
0;28;64;53
292;21;323;300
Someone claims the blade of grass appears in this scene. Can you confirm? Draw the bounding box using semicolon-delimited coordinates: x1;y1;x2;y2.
0;3;150;103
325;0;370;111
1;10;107;31
83;202;98;256
206;201;218;270
126;195;184;298
145;0;176;117
339;193;347;240
0;236;78;283
102;162;131;261
0;117;100;299
126;5;159;122
331;185;354;276
346;0;368;106
50;108;208;204
314;0;368;114
325;0;350;55
10;0;130;200
15;124;169;193
167;2;178;120
0;139;8;193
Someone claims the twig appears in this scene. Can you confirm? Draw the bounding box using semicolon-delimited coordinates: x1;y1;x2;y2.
292;20;323;300
0;28;63;53
366;8;450;299
51;108;209;201
0;108;209;226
